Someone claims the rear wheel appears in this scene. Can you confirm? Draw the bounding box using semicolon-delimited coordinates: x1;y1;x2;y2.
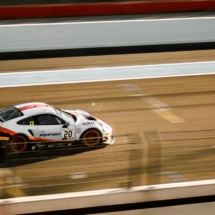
82;129;102;147
10;135;27;152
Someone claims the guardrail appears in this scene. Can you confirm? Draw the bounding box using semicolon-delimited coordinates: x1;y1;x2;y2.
0;17;215;53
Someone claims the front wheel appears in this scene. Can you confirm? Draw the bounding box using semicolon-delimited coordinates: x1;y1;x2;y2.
10;135;27;152
82;129;102;147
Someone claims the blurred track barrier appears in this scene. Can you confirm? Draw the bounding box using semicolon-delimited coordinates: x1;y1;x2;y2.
146;129;215;184
1;181;215;215
0;170;26;199
0;128;215;199
146;131;161;186
0;134;143;199
158;128;215;182
0;1;215;19
1;131;215;214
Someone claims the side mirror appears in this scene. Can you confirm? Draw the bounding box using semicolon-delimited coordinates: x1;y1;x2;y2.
62;123;69;128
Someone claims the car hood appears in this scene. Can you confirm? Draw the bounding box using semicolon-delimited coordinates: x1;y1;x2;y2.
62;109;93;123
62;109;89;116
62;109;109;128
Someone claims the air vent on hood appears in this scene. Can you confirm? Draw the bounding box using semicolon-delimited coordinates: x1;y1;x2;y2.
83;115;96;121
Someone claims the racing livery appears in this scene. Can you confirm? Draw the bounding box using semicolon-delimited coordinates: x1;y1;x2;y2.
0;102;115;152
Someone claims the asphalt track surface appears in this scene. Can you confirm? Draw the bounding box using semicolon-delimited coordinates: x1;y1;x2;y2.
0;50;215;198
1;50;215;73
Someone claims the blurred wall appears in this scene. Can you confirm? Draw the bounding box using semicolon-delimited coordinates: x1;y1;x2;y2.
0;0;215;19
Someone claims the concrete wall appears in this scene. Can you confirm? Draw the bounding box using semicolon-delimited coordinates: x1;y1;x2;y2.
0;17;215;53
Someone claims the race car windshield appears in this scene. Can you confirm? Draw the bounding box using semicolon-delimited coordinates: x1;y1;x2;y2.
0;107;23;122
54;108;76;123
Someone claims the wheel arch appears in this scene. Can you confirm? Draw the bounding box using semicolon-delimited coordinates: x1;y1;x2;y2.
10;133;29;142
80;127;103;147
80;127;103;139
9;133;30;153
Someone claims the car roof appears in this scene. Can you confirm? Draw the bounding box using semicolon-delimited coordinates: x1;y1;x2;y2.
14;102;57;116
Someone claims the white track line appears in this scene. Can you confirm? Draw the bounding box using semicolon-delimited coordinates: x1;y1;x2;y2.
0;61;215;88
1;16;215;27
0;60;214;76
119;84;184;123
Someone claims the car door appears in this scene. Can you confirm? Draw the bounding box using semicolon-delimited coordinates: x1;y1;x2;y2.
36;114;64;141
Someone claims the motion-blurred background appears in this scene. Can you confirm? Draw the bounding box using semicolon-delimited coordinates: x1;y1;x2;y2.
0;0;215;214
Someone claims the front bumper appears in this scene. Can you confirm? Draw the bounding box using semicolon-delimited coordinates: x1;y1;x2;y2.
103;135;115;145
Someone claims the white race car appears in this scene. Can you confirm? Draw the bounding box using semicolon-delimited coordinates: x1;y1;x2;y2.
0;102;115;152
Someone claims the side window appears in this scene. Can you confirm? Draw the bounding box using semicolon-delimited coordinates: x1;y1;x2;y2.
17;116;35;126
37;114;64;125
0;107;23;122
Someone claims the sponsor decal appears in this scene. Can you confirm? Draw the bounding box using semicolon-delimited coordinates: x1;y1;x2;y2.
40;133;61;137
83;122;95;126
98;122;104;127
0;136;9;141
30;121;34;126
38;144;46;148
77;129;81;134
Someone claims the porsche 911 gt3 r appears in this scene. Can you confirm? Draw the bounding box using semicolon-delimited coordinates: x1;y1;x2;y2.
0;102;115;152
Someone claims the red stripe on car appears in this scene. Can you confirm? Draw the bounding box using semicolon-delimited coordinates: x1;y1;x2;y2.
0;126;16;136
19;103;51;111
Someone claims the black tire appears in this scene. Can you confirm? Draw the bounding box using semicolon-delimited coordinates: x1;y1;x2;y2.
82;129;102;147
10;134;28;153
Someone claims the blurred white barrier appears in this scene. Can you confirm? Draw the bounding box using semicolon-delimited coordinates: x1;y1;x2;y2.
1;61;215;88
1;179;215;215
0;17;215;53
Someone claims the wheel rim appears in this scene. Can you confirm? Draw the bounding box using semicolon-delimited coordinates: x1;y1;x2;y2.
11;136;27;152
83;130;101;146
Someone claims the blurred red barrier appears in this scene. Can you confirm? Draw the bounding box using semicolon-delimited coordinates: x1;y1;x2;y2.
0;1;215;19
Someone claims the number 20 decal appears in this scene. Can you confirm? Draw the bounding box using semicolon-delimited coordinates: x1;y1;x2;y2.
62;129;74;139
